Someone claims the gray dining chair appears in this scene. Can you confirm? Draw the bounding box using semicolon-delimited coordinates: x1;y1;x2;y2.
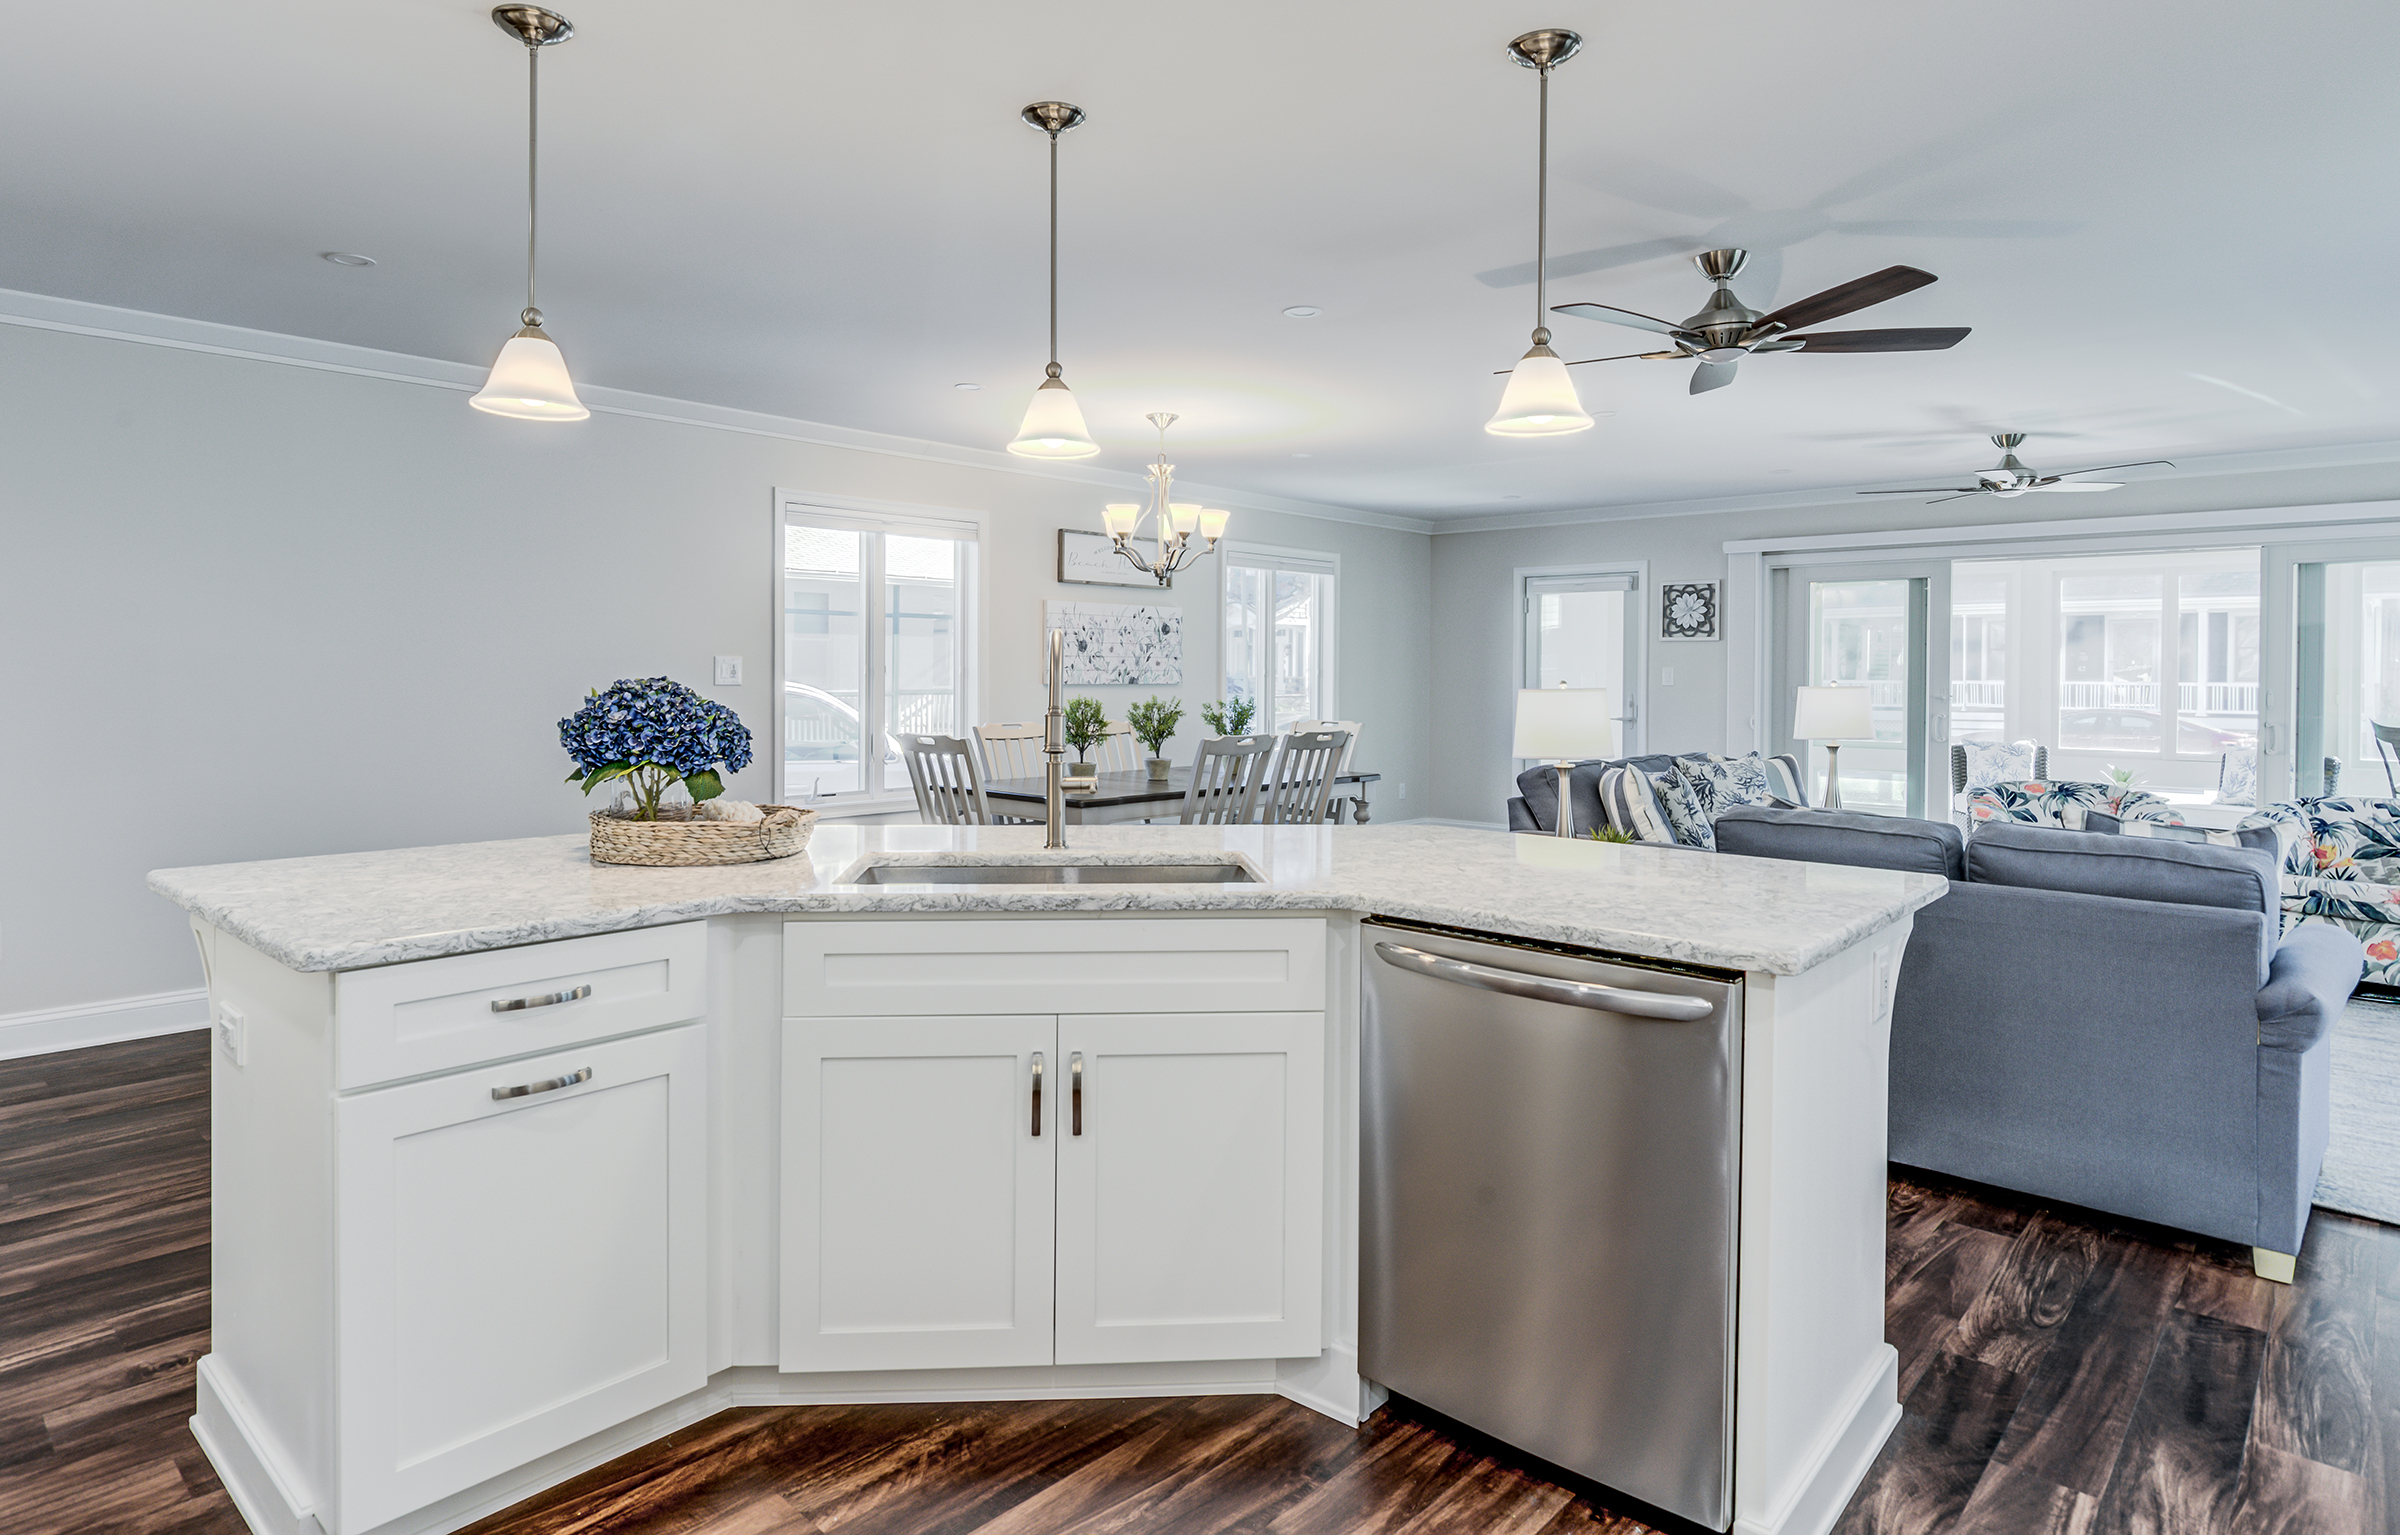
1258;730;1351;826
1179;735;1277;825
900;733;993;826
2375;722;2400;796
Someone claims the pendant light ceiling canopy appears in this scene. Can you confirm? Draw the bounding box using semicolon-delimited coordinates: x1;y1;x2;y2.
1486;28;1594;438
1007;101;1100;460
470;5;589;422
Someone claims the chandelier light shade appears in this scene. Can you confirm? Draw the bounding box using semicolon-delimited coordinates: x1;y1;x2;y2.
1098;413;1229;586
472;7;587;422
1008;102;1100;459
1486;29;1593;438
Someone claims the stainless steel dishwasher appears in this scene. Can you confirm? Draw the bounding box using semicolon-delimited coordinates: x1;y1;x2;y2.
1361;919;1742;1530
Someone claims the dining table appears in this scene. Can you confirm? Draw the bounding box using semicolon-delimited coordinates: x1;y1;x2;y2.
981;766;1382;826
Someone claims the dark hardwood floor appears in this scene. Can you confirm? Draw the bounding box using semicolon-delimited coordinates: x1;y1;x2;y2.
3;1032;2394;1535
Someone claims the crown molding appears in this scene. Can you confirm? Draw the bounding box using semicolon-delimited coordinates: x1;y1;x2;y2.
1424;436;2400;536
0;286;1436;537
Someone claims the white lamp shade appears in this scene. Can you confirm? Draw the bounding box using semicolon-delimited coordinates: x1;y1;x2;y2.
1513;687;1617;760
1197;507;1230;540
1169;502;1201;534
1101;502;1141;537
1007;376;1100;459
1792;685;1875;740
1485;346;1594;437
469;330;589;421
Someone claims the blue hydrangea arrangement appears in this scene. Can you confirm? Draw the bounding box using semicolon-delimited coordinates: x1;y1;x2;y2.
560;677;754;821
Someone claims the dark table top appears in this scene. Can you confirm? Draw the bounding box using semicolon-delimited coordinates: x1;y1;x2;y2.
983;766;1380;809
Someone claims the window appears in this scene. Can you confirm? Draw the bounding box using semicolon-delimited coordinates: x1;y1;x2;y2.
779;500;977;807
1223;547;1337;731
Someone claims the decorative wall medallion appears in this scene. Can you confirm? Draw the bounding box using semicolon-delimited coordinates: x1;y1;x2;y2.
1058;529;1170;588
1660;581;1720;642
1045;600;1183;685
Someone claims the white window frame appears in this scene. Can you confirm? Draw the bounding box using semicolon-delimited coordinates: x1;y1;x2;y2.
1516;561;1648;761
773;490;982;816
1218;542;1341;727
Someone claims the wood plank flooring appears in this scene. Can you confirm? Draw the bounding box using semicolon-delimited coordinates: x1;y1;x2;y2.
3;1031;2394;1535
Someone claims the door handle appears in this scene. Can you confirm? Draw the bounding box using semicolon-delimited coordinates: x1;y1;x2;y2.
1070;1052;1084;1136
1030;1052;1044;1137
490;1066;593;1101
1373;943;1715;1021
490;983;592;1013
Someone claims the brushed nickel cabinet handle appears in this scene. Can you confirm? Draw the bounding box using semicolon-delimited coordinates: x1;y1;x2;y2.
490;983;592;1014
491;1066;593;1101
1030;1052;1044;1137
1070;1052;1084;1136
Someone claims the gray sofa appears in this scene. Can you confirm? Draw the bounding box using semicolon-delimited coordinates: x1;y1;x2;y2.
1505;755;1685;835
1713;807;2363;1279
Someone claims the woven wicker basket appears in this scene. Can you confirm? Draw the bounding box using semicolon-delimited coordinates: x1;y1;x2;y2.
588;804;815;867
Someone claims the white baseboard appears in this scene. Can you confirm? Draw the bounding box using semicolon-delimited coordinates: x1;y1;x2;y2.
1387;817;1509;831
0;987;209;1061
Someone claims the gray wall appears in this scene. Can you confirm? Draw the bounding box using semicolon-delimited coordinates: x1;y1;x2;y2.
1426;460;2400;825
0;323;1431;1017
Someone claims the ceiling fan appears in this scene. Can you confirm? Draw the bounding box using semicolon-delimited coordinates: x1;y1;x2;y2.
1856;434;2174;504
1547;248;1969;395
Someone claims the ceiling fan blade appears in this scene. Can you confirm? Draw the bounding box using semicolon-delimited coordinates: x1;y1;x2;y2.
1856;487;1981;495
2031;481;2124;492
2053;459;2175;478
1786;327;1971;353
1551;301;1693;337
1752;266;1937;334
1926;491;1989;504
1690;359;1738;395
1489;351;1657;375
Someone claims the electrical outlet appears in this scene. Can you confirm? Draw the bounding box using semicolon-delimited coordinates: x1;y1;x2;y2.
1397;783;1407;800
713;655;744;686
215;1003;247;1067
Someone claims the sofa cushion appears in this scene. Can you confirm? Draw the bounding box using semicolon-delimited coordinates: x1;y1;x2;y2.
1597;767;1677;845
2084;810;2280;856
2244;797;2400;884
1966;780;2173;831
1713;805;1965;878
1967;821;2278;916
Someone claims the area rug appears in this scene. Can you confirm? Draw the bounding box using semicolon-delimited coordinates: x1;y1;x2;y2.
2312;994;2400;1226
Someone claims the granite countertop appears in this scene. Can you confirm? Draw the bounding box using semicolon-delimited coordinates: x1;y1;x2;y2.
149;823;1945;977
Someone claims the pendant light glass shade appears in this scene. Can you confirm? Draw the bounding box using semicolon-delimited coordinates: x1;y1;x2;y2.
471;326;590;420
1008;375;1100;459
1486;343;1593;436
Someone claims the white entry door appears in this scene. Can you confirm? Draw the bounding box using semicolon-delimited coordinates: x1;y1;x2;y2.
1053;1012;1324;1365
780;1014;1057;1372
1524;570;1644;755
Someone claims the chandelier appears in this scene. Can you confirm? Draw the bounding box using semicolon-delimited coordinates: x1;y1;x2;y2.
1100;414;1229;585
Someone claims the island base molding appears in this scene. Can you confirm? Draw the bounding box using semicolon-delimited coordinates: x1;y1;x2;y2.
195;1352;1371;1535
1730;1345;1899;1535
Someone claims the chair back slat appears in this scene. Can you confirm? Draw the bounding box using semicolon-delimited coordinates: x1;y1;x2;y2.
1180;735;1276;825
901;734;992;826
2375;721;2400;797
972;722;1045;782
1092;723;1141;774
1287;719;1362;776
1258;730;1349;826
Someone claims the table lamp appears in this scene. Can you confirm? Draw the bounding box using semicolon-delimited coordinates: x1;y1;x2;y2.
1792;686;1875;810
1513;688;1618;837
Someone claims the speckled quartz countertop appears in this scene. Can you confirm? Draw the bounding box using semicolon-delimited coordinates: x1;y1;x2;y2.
149;823;1945;977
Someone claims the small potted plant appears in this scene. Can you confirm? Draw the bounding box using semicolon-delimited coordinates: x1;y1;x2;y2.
560;677;811;865
1061;697;1109;789
1126;695;1184;781
1200;696;1259;736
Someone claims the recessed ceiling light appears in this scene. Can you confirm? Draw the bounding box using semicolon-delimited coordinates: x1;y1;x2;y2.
1291;452;1312;458
954;382;982;391
321;252;376;267
1500;494;1523;500
1282;305;1321;318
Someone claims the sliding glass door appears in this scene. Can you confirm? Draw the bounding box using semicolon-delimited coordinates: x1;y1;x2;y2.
2292;544;2400;800
1776;562;1948;818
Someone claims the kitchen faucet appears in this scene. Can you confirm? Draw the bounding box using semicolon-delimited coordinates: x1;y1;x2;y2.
1044;628;1068;849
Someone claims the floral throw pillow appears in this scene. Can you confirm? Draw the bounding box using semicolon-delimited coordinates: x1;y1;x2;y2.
2218;746;2259;807
1648;770;1717;850
1957;740;2040;792
1965;779;2118;831
1673;752;1779;820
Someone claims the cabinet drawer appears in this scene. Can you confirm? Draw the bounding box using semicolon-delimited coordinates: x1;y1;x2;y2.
783;918;1325;1016
335;923;707;1088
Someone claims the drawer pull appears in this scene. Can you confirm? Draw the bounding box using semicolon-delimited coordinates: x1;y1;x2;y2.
1030;1052;1044;1137
1071;1052;1084;1136
490;983;593;1014
491;1066;593;1101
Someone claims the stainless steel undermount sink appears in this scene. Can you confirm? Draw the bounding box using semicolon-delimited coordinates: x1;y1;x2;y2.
850;861;1256;886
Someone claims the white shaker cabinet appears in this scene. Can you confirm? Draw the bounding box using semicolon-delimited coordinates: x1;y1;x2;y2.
1054;1012;1324;1365
330;1023;709;1532
778;1015;1058;1373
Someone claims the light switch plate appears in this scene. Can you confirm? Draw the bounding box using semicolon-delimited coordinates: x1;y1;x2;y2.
1661;666;1675;686
713;655;744;686
215;1003;247;1066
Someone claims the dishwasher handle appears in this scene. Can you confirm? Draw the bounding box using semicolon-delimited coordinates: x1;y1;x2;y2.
1373;942;1716;1021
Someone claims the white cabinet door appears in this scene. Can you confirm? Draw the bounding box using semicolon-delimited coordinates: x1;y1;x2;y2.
781;1015;1056;1372
332;1024;707;1533
1054;1012;1324;1365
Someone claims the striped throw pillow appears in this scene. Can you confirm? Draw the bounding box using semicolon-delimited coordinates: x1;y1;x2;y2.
1597;767;1677;845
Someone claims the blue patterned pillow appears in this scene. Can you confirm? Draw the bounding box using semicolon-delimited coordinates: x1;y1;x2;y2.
1957;740;2040;792
1673;752;1779;820
2218;746;2259;807
1649;770;1716;850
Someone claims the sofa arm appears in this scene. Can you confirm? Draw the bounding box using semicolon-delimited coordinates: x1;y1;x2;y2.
2257;922;2364;1051
1506;797;1541;832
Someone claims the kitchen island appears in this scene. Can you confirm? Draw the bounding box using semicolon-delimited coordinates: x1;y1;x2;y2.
151;823;1943;1535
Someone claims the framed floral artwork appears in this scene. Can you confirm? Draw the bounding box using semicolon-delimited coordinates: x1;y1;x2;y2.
1660;581;1720;642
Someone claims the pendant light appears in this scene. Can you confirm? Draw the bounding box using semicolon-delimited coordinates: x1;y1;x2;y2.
1486;30;1594;438
1008;102;1100;459
470;6;589;422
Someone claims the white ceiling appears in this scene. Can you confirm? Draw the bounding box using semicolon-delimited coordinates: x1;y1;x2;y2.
5;0;2397;520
